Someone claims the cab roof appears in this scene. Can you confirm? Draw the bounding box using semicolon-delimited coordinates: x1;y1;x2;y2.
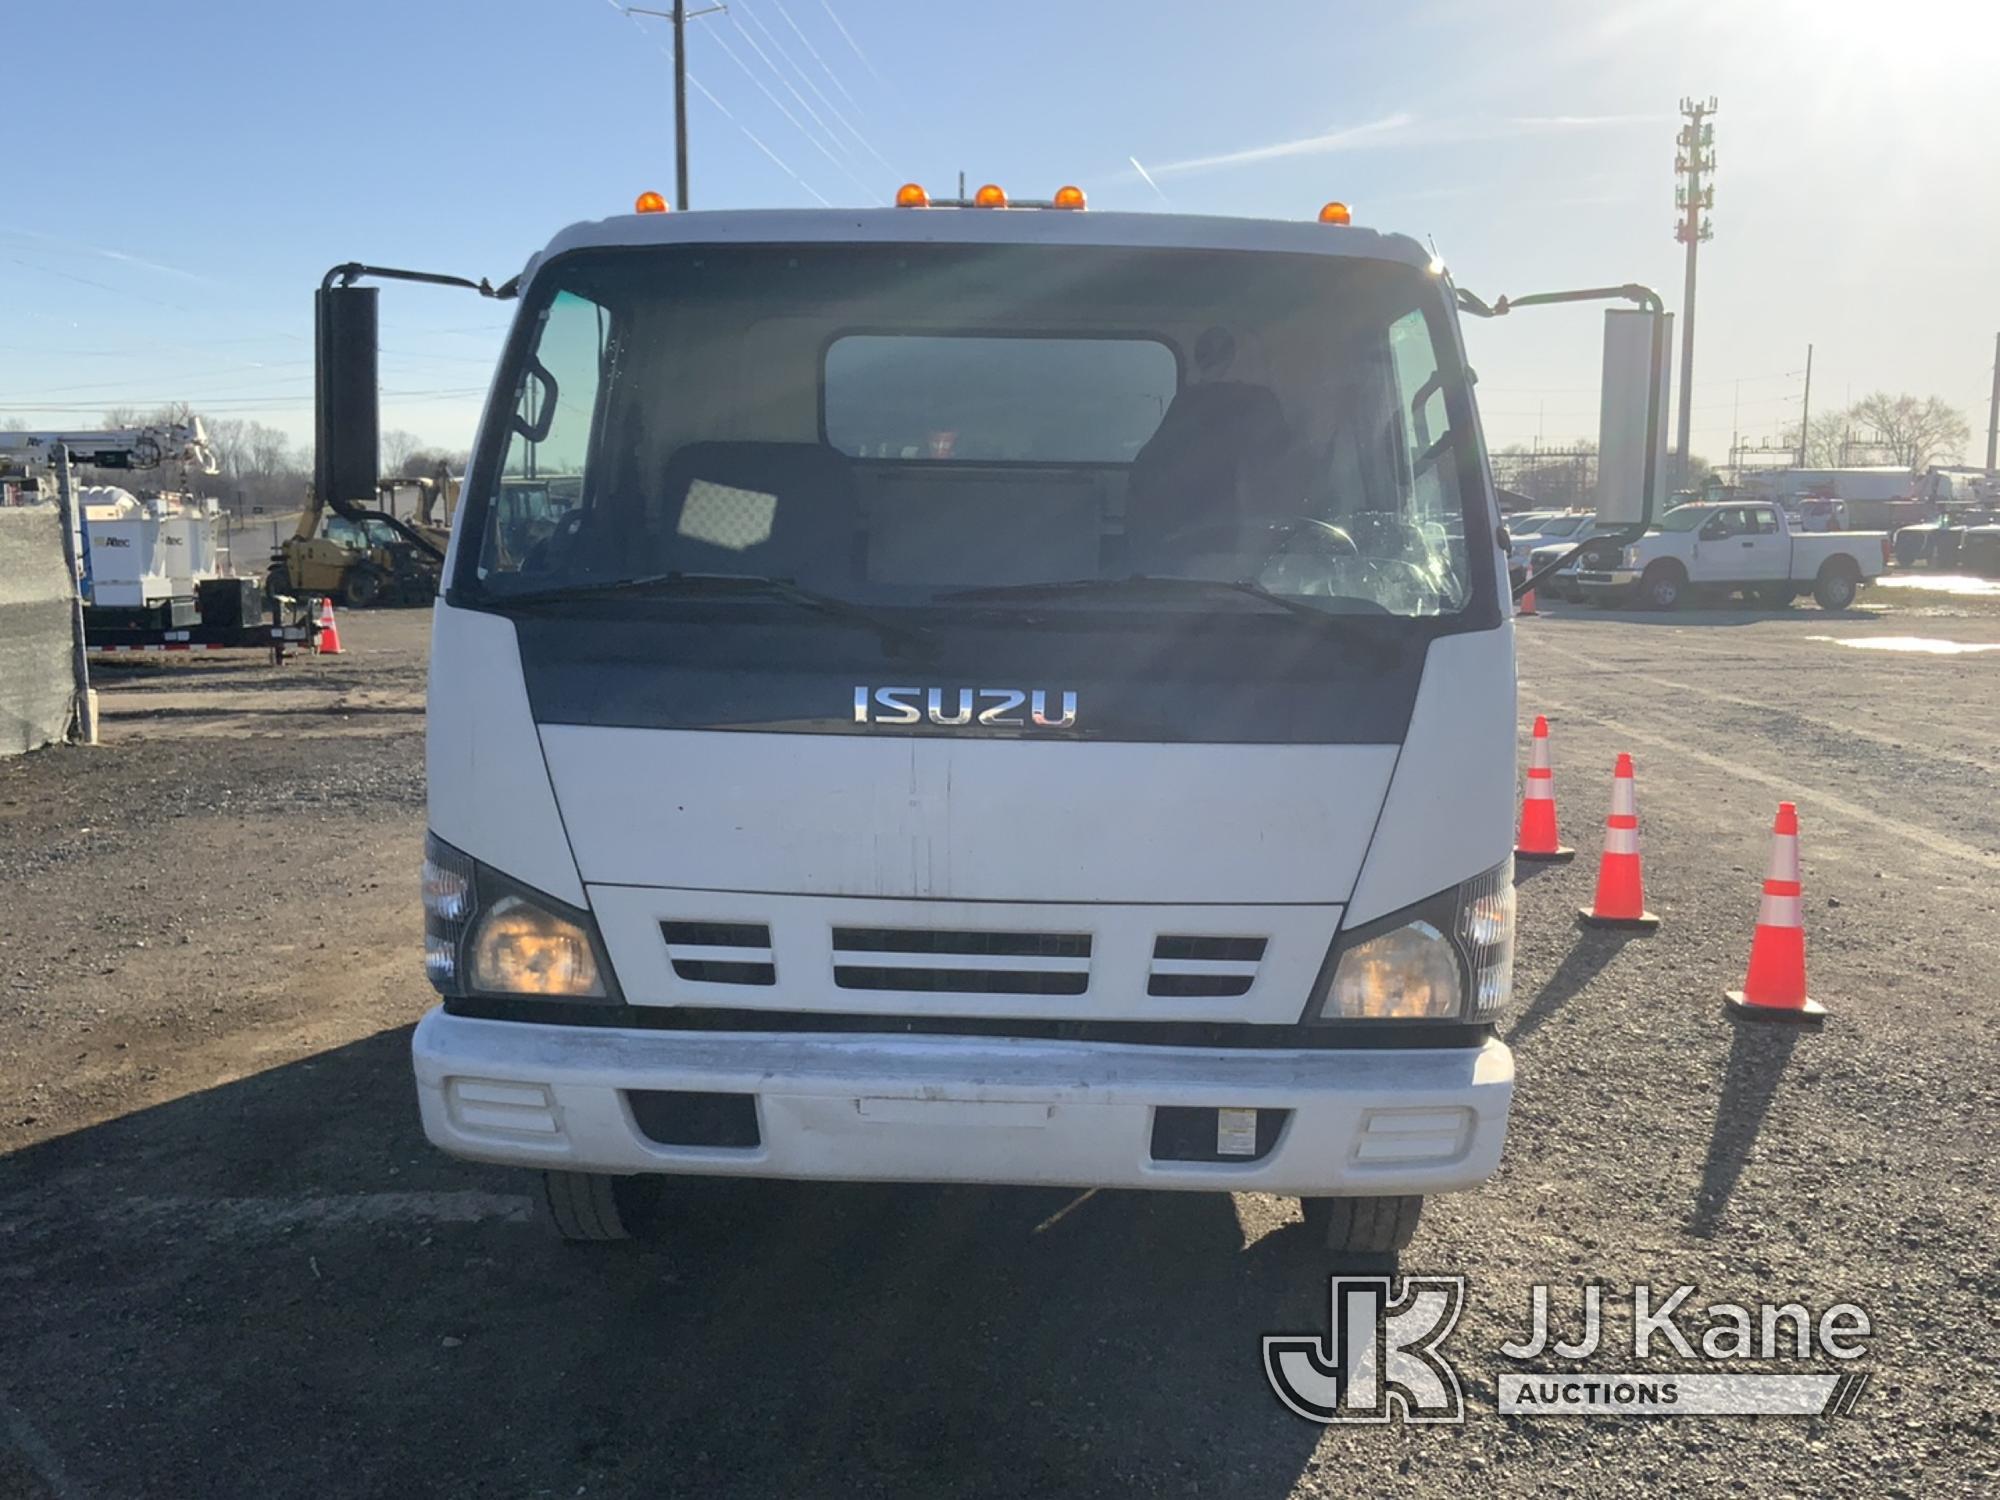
526;207;1433;288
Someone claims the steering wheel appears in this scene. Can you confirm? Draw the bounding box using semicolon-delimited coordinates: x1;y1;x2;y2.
521;507;587;575
1146;515;1358;573
1267;552;1445;609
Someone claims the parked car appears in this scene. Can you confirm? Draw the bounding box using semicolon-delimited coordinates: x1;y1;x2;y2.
1507;511;1593;567
1575;500;1888;610
1896;509;1998;569
1961;523;2000;578
1523;525;1626;601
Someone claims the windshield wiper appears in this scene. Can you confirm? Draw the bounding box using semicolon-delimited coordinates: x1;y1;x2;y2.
495;571;934;653
940;574;1384;626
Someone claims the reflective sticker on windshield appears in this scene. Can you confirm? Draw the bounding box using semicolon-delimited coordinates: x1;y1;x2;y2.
677;481;777;552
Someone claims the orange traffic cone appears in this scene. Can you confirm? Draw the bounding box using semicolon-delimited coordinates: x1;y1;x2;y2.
1578;753;1659;930
1726;802;1825;1022
1517;586;1539;617
314;597;345;655
1516;715;1575;862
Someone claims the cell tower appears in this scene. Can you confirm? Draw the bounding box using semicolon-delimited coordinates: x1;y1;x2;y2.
1673;96;1717;486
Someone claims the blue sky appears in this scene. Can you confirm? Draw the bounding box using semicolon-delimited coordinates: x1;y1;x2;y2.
8;0;1998;468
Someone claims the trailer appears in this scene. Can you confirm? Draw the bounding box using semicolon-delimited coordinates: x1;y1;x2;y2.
0;422;320;658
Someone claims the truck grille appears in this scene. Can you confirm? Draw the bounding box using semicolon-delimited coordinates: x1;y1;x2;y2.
830;926;1091;996
659;921;776;986
1147;935;1268;997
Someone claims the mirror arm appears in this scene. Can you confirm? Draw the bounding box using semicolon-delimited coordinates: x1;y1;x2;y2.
322;262;520;299
1456;282;1666;600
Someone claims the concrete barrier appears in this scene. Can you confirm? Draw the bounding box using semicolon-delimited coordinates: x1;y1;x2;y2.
0;507;80;757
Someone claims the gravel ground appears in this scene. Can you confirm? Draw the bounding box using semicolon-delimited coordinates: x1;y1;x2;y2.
1;593;1996;1498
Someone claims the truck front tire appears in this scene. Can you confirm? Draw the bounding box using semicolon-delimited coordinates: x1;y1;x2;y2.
1300;1194;1424;1258
540;1170;665;1242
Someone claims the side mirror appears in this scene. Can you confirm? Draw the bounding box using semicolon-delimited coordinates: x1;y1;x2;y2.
314;284;380;510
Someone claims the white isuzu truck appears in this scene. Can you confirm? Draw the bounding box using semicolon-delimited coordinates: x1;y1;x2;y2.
405;189;1602;1260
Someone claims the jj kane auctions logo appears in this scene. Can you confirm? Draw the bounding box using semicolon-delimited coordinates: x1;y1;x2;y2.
1265;1278;1872;1424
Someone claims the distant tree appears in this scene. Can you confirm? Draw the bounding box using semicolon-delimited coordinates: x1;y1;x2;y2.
1681;452;1721;490
399;446;470;479
1776;412;1848;468
202;418;245;477
381;428;421;474
243;423;293;481
100;402;198;430
1843;392;1968;471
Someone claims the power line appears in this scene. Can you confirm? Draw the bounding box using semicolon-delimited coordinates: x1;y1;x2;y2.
3;257;195;313
684;73;835;205
770;0;862;113
752;0;896;173
736;2;865;163
705;22;875;195
722;10;877;192
815;0;886;86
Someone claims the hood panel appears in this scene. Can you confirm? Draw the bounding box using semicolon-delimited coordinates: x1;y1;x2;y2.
540;727;1398;905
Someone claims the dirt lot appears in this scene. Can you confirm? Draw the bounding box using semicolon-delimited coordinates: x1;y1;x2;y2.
2;595;1996;1498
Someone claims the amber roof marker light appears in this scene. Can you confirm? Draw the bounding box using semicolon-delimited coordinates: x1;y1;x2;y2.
1318;201;1352;225
634;190;670;215
884;182;1083;210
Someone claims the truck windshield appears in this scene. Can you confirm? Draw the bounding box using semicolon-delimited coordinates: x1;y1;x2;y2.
1657;507;1710;532
456;243;1494;632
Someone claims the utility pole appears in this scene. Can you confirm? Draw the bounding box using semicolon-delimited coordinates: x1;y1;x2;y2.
1730;379;1741;483
1672;96;1717;488
1798;343;1813;468
674;0;689;210
627;4;727;211
1987;331;1999;474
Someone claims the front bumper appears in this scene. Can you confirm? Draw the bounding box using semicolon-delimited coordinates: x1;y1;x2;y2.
412;1008;1514;1196
1575;568;1640;594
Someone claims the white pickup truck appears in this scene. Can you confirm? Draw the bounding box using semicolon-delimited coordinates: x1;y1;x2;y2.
1573;500;1888;610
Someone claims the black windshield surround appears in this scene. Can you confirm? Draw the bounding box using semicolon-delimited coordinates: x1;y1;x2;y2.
452;240;1500;743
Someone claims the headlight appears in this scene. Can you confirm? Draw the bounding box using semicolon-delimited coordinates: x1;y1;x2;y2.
1326;921;1462;1019
469;895;604;997
1312;858;1515;1022
422;831;616;1002
1622;545;1641;567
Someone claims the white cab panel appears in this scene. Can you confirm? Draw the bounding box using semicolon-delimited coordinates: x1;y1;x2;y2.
426;604;586;906
539;727;1398;905
1345;625;1516;924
